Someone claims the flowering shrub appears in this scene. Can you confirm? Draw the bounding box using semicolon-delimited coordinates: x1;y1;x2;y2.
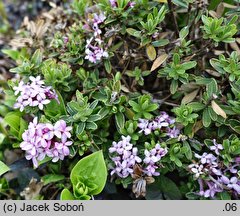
0;0;240;200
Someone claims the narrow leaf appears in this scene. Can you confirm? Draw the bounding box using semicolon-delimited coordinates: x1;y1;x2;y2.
211;100;227;119
181;89;199;104
151;53;168;71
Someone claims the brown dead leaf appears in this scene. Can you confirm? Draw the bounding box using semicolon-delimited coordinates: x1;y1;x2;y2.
216;3;225;18
211;100;227;119
236;38;240;45
184;54;196;61
209;10;218;18
20;178;44;200
181;89;199;104
193;120;203;134
159;32;169;39
229;42;240;55
29;21;36;37
10;38;33;48
213;50;225;55
223;3;237;9
179;83;199;92
146;45;156;61
205;69;221;77
42;12;54;20
150;53;168;71
36;20;49;39
49;1;57;8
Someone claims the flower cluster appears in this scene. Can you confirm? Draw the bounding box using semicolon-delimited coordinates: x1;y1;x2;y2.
13;76;58;112
109;0;136;8
109;136;168;178
189;140;240;198
20;118;72;168
138;111;180;138
84;13;108;63
143;144;168;176
109;135;142;178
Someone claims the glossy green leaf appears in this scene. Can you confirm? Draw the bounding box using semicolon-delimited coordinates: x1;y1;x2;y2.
60;189;75;200
70;150;107;195
0;161;10;176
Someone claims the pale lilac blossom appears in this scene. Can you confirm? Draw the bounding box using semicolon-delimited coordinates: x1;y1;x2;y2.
220;176;240;194
138;112;180;138
20;118;72;168
143;143;168;176
109;136;142;178
210;139;223;155
84;12;108;63
189;163;205;178
13;76;58;112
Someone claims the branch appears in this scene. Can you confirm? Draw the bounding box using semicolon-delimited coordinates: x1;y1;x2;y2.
167;0;179;37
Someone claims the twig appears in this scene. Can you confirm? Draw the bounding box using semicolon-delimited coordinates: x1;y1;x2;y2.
208;175;229;191
50;188;60;200
167;0;179;37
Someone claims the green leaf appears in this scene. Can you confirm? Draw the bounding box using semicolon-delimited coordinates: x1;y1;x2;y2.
86;122;98;130
104;59;112;74
31;49;42;66
202;108;211;127
146;178;163;200
206;79;218;98
179;26;189;40
4;112;21;135
208;107;218;121
188;102;205;112
0;161;10;176
19;118;28;139
44;90;67;118
42;174;65;186
172;0;188;8
170;80;178;94
129;101;141;112
126;28;141;38
4;111;26;139
152;39;169;47
146;45;156;61
181;61;197;70
219;191;231;200
98;107;111;119
158;175;182;199
60;189;75;200
76;122;86;137
115;112;125;130
87;114;102;122
2;49;20;61
70;150;107;195
183;141;192;160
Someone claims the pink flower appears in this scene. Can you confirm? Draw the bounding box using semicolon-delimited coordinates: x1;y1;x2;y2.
13;81;25;95
32;95;50;110
54;120;72;142
13;76;57;112
20;118;72;168
84;13;108;63
109;0;117;7
55;141;73;156
109;136;142;178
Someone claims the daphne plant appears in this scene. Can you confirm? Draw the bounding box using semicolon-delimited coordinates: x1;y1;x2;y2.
158;53;197;94
173;105;198;127
1;0;240;201
201;15;238;46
